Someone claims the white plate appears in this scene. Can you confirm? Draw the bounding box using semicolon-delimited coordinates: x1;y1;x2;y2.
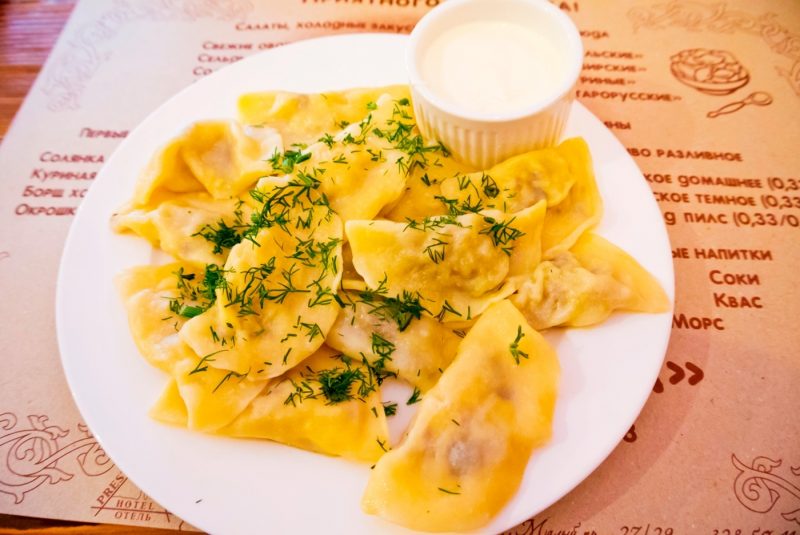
57;34;674;535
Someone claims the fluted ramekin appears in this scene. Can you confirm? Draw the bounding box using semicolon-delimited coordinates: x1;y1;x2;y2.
407;0;583;170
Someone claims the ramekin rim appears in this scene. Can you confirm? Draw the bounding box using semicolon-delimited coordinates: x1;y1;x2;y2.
406;0;583;124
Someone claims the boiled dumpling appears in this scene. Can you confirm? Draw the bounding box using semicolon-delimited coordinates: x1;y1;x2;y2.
362;300;559;531
112;193;248;265
438;141;577;214
326;292;463;391
116;262;209;373
238;85;410;147
147;342;268;432
179;194;343;377
252;92;451;223
222;345;389;462
172;344;268;432
541;137;602;257
149;379;188;427
381;158;476;222
511;232;669;329
132;120;281;206
346;202;545;321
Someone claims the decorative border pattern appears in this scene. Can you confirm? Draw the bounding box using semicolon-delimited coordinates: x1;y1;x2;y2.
42;0;255;111
0;412;113;504
732;454;800;525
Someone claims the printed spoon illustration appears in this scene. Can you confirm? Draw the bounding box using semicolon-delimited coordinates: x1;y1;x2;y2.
707;91;773;118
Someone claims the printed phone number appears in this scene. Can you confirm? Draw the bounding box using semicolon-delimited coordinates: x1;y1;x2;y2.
620;527;673;535
618;529;796;535
712;530;797;535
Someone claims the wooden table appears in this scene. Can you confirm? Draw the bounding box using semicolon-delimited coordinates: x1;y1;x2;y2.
0;1;171;533
0;0;74;141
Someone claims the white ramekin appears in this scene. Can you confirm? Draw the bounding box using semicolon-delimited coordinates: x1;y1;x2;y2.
407;0;583;170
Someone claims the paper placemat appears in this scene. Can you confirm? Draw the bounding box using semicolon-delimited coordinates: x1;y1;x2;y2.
0;0;798;532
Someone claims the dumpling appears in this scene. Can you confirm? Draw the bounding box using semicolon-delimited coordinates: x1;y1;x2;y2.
112;193;248;265
118;263;267;432
326;292;463;391
116;262;209;373
361;300;559;532
340;241;362;286
171;344;268;432
570;233;669;313
346;202;545;321
149;379;187;426
147;342;268;432
180;120;282;199
132;120;281;206
511;233;670;329
222;345;389;462
288;93;408;222
179;197;343;377
541;137;603;257
132;137;204;207
255;92;452;223
438;141;578;214
238;85;410;147
381;157;476;222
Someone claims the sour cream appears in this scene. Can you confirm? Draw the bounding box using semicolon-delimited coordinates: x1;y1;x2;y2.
420;21;565;116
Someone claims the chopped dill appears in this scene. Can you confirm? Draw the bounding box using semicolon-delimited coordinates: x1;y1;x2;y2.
479;215;525;247
509;325;529;365
423;237;449;264
480;173;499;198
212;369;249;393
434;300;462;321
188;349;228;375
283;355;377;407
382;401;398;417
268;148;312;174
407;386;422;405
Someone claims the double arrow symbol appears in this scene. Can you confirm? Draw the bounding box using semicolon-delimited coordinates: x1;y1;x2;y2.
653;361;704;393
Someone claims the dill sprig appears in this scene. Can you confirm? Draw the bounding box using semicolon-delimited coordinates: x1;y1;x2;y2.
225;258;277;315
283;354;377;406
367;290;429;332
404;214;465;233
192;200;247;254
370;332;395;359
407;386;422;405
268;148;312;174
168;264;227;319
243;167;329;245
293;316;323;342
369;331;396;372
188;349;228;375
212;369;249;393
193;219;245;254
434;300;462;321
509;326;529;365
370;97;450;176
423;237;449;264
480;173;500;198
435;194;484;216
479;215;525;255
382;401;398;417
318;367;365;403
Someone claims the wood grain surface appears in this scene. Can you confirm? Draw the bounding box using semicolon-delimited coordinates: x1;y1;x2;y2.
0;0;75;142
0;1;177;533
